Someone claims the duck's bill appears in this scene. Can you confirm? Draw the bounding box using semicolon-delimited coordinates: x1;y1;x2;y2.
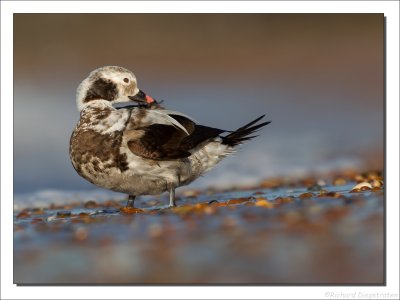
128;90;155;105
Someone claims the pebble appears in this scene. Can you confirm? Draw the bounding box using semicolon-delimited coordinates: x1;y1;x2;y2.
30;218;44;224
255;200;274;208
274;196;294;203
84;200;97;208
351;182;372;191
318;191;342;198
120;207;143;214
56;211;71;218
371;180;383;188
16;211;31;219
299;192;314;199
333;178;347;186
227;198;249;205
31;208;46;215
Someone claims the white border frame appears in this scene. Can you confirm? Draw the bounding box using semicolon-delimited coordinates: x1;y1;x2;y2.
1;1;399;299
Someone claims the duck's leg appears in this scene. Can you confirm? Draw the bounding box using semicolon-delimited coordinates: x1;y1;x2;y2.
168;185;176;208
126;195;136;208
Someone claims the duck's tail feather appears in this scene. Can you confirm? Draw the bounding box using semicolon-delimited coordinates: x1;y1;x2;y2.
221;115;271;147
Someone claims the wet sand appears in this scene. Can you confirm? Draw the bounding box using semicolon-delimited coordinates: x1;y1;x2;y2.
14;170;384;285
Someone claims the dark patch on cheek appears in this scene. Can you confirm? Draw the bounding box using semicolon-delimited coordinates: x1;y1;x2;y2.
84;78;118;102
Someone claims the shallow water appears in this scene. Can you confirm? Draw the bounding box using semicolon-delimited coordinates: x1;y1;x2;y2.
14;173;384;285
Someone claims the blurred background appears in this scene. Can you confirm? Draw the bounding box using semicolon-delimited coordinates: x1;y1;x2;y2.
14;14;384;201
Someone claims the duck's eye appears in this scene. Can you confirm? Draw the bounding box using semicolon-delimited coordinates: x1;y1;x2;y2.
123;78;129;83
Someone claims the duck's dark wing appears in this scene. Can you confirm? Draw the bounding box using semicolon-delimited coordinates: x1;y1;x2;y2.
125;114;225;160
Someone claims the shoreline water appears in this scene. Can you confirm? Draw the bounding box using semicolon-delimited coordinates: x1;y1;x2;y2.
14;169;384;284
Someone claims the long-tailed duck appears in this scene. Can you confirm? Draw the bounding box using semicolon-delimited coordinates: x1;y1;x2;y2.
70;66;270;207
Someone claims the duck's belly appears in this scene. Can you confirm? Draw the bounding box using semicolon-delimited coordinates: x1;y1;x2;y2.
71;151;194;195
90;168;171;195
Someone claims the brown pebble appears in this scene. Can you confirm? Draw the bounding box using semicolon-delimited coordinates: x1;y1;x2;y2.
209;201;228;207
255;200;274;208
84;200;97;208
30;218;44;224
360;186;371;191
57;211;71;218
31;208;46;215
120;207;144;214
371;180;383;188
274;196;294;203
227;198;249;205
16;211;31;219
354;175;366;182
301;177;317;187
333;178;346;186
318;189;329;195
299;192;314;199
364;170;382;180
319;191;342;198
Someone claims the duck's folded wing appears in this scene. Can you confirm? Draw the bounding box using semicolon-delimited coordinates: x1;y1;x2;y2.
125;112;225;160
